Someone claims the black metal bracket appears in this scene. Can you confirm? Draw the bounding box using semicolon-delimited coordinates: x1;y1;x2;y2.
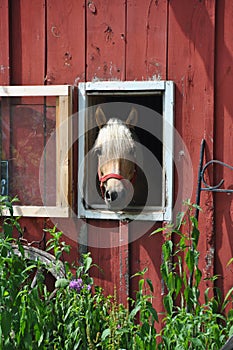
195;139;233;220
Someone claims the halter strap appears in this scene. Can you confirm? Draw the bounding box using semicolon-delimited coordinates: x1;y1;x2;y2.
98;168;137;198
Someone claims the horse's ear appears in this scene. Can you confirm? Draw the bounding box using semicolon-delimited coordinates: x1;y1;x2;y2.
95;106;107;129
126;107;138;127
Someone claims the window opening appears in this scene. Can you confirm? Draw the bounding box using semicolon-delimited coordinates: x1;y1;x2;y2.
78;81;174;221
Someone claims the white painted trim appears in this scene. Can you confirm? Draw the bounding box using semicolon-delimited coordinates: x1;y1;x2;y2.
77;80;174;221
0;85;71;97
84;80;166;92
0;85;75;218
77;84;87;219
2;206;70;217
163;81;174;221
79;208;165;221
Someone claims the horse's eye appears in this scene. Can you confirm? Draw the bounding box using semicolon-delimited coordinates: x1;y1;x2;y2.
95;147;102;156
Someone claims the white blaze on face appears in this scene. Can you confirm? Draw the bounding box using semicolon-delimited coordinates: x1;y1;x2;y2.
95;120;136;211
94;106;139;211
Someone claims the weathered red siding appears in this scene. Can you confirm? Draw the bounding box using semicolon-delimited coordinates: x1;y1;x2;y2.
215;0;233;304
0;0;233;323
168;0;216;291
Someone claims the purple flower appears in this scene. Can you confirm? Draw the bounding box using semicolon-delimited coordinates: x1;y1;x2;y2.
69;278;83;292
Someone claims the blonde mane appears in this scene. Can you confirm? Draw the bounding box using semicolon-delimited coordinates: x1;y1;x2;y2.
94;118;136;161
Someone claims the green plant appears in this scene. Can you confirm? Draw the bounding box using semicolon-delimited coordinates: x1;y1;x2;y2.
0;196;159;350
1;196;233;349
152;200;233;349
0;195;22;238
99;273;158;350
0;196;47;349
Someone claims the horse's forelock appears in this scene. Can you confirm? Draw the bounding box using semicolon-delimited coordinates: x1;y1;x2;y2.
94;118;136;160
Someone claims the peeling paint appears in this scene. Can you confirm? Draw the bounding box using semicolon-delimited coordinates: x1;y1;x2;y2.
205;247;215;270
0;65;10;73
150;74;161;81
64;52;72;67
51;26;60;38
104;25;113;42
44;73;55;84
88;1;97;14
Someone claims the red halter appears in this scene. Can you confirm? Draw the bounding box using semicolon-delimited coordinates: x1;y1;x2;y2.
98;169;137;198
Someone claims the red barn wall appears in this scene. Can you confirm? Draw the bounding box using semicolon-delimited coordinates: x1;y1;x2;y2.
0;0;233;321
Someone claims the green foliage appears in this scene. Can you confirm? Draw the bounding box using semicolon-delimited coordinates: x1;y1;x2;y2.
0;195;159;349
0;196;233;349
152;200;233;349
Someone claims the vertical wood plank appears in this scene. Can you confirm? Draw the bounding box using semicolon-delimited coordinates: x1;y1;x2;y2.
56;96;68;207
86;0;126;81
126;0;168;80
167;0;216;289
129;221;164;319
0;0;10;84
46;0;85;85
118;221;129;305
55;90;73;209
9;1;46;243
85;0;127;300
45;1;84;261
88;221;121;298
214;0;233;304
0;0;10;185
126;0;168;317
10;0;46;84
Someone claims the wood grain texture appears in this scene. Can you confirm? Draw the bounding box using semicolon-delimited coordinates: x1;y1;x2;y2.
214;0;233;306
10;0;45;84
0;0;10;84
126;0;168;80
168;0;216;290
86;0;126;81
46;0;85;85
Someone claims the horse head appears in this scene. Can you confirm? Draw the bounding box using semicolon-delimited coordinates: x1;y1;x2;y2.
93;106;138;211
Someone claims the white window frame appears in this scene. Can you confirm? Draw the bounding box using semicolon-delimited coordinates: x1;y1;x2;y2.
78;81;174;221
0;85;75;217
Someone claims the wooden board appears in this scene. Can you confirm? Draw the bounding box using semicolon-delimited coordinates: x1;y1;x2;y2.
10;0;45;85
0;85;72;96
46;0;85;85
129;221;164;319
87;220;129;304
0;0;10;85
44;0;85;268
5;0;46;246
85;0;128;302
126;0;168;80
214;0;233;304
86;0;126;81
167;0;216;293
125;0;168;315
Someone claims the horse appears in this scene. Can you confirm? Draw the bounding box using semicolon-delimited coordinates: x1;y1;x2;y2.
93;105;139;211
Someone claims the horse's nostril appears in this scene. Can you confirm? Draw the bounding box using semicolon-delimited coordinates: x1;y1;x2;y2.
106;190;118;202
111;191;118;201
